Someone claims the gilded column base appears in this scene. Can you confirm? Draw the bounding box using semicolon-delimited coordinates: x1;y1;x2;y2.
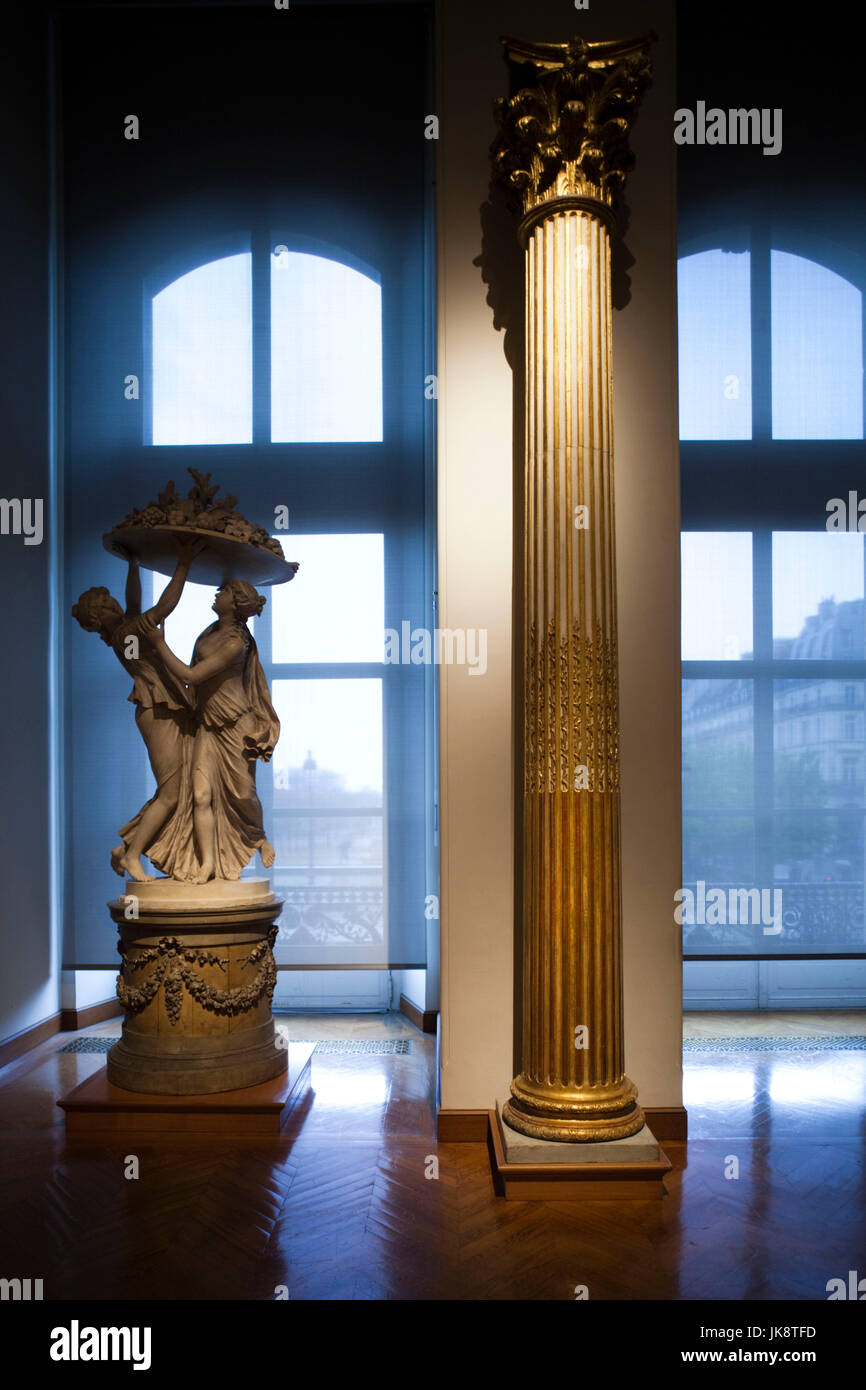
503;1074;644;1142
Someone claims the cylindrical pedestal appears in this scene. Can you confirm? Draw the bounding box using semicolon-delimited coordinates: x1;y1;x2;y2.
107;878;286;1096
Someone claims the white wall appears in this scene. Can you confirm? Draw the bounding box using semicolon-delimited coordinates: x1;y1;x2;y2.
437;0;682;1110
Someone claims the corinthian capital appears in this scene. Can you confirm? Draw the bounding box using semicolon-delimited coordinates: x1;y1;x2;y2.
492;33;654;231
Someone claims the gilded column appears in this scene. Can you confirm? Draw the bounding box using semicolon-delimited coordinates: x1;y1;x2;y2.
493;34;653;1141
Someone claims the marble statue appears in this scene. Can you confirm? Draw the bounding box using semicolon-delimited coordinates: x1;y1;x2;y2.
73;470;298;885
139;581;279;883
65;470;300;1097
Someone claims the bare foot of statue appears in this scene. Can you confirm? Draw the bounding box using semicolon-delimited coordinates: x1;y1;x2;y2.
191;860;215;884
112;847;155;882
261;839;275;868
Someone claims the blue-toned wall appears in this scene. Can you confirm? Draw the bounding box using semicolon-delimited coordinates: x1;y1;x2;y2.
0;9;59;1042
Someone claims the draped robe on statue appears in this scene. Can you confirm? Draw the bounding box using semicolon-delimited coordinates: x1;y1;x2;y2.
120;622;279;881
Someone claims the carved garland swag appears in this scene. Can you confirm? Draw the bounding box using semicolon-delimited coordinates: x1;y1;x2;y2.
116;929;278;1025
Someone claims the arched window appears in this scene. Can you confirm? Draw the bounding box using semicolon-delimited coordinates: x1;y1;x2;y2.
150;246;382;446
771;251;863;440
142;237;422;973
678;249;752;441
152;252;252;445
680;240;866;959
270;250;382;442
678;248;864;442
60;0;434;986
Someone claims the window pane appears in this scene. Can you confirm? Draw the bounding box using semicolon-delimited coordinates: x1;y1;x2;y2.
152;252;252;444
683;675;754;875
682;815;756;889
677;249;752;440
272;816;382;870
683;679;754;809
774;679;865;808
770;819;865;947
275;873;385;953
683;677;755;882
773;678;866;948
772;831;864;946
271;679;382;804
149;574;253;663
683;678;750;884
772;532;866;658
271;250;382;442
271;534;384;663
771;250;863;440
271;678;384;958
682;679;756;948
682;532;753;659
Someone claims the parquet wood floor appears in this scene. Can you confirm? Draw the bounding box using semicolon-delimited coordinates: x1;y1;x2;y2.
0;1012;863;1300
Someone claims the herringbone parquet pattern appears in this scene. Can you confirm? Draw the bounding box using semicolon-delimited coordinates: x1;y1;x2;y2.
0;1013;864;1300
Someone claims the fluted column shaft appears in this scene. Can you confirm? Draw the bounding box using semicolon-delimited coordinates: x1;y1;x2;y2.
504;207;641;1140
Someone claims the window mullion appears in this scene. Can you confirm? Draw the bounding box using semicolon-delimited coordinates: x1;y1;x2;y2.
753;528;774;931
750;220;772;440
252;229;271;445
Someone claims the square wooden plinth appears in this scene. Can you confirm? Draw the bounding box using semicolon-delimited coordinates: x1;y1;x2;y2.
57;1043;315;1137
489;1109;672;1200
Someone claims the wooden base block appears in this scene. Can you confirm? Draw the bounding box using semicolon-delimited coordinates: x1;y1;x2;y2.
57;1043;315;1136
488;1109;672;1200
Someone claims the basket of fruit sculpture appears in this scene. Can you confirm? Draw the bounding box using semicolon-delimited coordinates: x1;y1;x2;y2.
103;469;299;587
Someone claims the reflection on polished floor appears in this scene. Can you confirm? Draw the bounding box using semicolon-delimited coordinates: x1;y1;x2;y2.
0;1009;863;1300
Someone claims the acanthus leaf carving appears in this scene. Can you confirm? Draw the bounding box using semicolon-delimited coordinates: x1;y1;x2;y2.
492;33;653;223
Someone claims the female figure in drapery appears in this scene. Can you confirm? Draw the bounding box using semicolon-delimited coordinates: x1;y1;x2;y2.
71;543;200;882
144;579;279;882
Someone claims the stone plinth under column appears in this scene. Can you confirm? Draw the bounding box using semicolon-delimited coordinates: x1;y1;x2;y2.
490;1101;671;1200
497;1098;659;1162
106;877;286;1096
